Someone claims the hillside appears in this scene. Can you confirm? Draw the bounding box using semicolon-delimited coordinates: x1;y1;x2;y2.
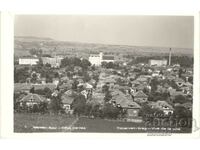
14;36;193;57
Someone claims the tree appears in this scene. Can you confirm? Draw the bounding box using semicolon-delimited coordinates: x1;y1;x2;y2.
45;63;51;68
61;57;70;67
38;102;48;113
101;61;107;68
173;95;187;104
138;104;164;120
14;93;22;112
72;94;86;116
29;48;38;56
31;72;38;83
150;78;159;93
102;103;120;119
179;68;183;78
32;104;39;113
30;87;35;93
46;74;53;83
14;67;30;83
102;84;109;93
72;80;79;91
49;94;63;114
81;59;91;69
54;72;59;78
43;87;52;98
173;106;192;118
104;91;112;102
106;62;114;69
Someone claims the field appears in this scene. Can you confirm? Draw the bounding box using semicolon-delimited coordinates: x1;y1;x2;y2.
14;113;192;133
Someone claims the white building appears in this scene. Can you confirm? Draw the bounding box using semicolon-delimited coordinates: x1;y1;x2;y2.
42;56;63;68
149;59;167;66
89;52;115;66
19;57;39;65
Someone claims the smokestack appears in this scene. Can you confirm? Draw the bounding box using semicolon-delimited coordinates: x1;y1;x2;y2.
169;48;171;66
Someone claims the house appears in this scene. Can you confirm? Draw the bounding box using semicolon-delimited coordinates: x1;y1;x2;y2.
19;93;47;107
111;90;141;119
132;90;148;103
149;101;174;115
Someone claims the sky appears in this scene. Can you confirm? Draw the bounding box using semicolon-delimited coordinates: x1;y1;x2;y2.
14;15;194;49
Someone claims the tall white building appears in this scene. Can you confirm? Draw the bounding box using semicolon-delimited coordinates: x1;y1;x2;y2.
89;52;114;66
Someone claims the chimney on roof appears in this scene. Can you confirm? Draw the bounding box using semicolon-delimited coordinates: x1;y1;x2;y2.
169;48;172;66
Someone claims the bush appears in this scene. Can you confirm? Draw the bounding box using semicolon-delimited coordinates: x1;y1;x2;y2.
72;94;86;116
101;103;121;119
173;106;192;118
49;94;63;114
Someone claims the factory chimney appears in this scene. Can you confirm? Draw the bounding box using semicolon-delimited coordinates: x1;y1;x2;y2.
169;48;172;66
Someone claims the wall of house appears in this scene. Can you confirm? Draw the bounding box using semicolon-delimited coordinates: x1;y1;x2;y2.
127;109;139;117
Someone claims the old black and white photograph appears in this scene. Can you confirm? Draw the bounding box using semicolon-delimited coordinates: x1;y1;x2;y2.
13;15;194;133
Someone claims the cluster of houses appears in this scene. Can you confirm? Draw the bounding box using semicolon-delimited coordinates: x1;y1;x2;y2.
15;51;193;122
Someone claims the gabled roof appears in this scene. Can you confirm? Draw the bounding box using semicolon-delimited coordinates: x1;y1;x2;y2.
120;99;141;109
133;90;148;98
61;94;74;104
111;90;141;109
20;93;46;103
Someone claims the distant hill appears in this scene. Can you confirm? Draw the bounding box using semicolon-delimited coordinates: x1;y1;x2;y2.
15;36;54;42
14;36;193;57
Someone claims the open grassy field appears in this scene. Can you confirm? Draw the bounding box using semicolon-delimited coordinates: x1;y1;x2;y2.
14;113;192;133
14;113;77;132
